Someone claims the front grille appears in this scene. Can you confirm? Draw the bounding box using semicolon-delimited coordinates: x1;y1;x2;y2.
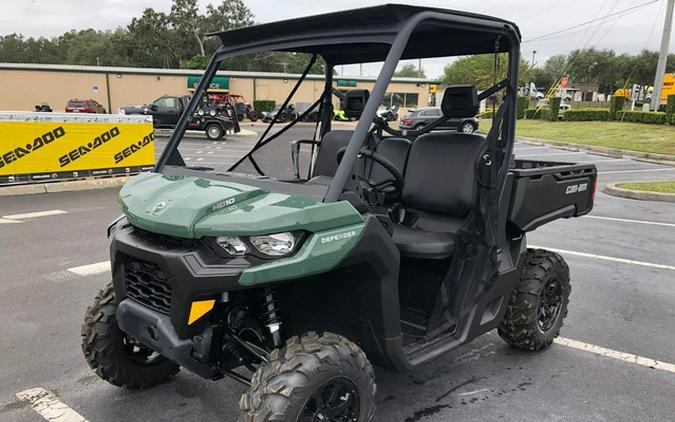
124;258;172;314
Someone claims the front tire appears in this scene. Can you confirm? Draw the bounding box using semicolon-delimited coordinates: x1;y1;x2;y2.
498;249;571;351
205;123;225;140
240;332;376;422
81;283;180;389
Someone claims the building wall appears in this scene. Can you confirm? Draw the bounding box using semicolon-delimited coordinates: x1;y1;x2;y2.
0;66;432;113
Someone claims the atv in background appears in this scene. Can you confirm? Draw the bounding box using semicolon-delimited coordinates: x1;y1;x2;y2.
261;104;298;123
83;5;598;421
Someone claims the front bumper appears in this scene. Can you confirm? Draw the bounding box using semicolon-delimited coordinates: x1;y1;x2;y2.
111;225;250;339
116;299;218;378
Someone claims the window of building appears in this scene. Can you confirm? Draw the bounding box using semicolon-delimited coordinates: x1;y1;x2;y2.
382;92;419;108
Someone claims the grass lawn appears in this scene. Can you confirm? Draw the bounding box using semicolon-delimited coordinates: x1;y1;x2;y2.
616;181;675;194
478;119;675;156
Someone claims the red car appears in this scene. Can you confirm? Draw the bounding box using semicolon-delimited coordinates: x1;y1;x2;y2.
65;99;107;113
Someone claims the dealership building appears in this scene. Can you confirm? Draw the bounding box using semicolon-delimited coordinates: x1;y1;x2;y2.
0;63;438;114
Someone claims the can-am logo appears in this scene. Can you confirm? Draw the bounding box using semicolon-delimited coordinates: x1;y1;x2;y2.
321;230;357;244
565;183;588;195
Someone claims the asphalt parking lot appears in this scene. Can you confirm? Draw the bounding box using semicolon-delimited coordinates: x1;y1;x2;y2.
1;123;674;421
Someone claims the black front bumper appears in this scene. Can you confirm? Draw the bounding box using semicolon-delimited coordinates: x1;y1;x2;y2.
116;299;218;378
111;225;250;339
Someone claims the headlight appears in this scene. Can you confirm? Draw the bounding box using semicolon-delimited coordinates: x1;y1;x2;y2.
249;232;296;257
197;109;205;116
216;236;247;256
209;109;216;117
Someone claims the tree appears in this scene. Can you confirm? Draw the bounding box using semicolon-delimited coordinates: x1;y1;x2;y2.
442;54;532;90
395;63;425;78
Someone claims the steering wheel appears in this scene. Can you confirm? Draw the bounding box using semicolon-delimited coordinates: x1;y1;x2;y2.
336;147;404;195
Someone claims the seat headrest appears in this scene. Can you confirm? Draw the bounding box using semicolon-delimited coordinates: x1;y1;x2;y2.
344;89;370;119
441;85;479;118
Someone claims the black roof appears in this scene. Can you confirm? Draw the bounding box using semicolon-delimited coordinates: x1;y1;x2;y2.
213;4;521;65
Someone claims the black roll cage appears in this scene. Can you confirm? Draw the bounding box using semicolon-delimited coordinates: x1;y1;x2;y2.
155;8;521;203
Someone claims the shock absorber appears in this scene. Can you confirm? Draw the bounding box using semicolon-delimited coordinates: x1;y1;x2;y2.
260;286;282;348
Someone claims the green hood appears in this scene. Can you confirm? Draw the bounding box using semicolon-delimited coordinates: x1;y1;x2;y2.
119;172;363;238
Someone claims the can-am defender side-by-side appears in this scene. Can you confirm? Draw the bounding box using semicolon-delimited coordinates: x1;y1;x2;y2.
81;5;598;421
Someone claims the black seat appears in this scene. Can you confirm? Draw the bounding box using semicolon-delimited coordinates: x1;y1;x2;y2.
367;136;411;200
392;85;483;260
312;130;354;177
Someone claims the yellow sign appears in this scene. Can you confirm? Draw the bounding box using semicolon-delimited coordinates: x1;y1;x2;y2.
430;84;438;93
660;73;675;104
0;113;155;184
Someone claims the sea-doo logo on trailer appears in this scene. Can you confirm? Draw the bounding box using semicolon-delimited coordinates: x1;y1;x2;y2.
0;126;65;169
59;127;120;167
565;183;588;195
321;230;357;244
114;132;154;163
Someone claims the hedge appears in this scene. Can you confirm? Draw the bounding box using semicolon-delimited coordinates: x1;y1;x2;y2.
616;111;667;124
609;96;626;120
563;109;610;121
525;108;548;119
516;96;529;119
666;94;675;124
253;100;275;113
548;97;561;121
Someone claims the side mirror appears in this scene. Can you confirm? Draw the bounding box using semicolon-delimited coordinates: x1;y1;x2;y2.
344;90;370;119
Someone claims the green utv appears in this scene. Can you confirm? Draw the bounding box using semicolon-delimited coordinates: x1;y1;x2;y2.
82;5;598;421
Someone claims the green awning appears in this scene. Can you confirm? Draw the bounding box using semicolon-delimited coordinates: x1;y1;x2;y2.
337;79;358;87
187;75;229;90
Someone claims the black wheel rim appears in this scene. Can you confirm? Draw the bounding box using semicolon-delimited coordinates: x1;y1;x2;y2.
121;335;163;365
538;277;563;333
299;377;360;422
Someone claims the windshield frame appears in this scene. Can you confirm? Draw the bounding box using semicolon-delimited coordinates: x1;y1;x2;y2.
154;10;520;203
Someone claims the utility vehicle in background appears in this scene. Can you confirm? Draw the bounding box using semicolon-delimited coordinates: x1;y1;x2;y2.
82;5;598;421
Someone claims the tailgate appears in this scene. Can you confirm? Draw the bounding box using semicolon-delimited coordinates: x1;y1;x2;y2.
508;159;597;232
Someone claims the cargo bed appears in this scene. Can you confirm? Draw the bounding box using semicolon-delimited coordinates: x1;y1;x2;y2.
508;159;597;232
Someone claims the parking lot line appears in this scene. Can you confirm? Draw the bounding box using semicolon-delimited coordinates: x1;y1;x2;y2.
584;215;675;228
529;245;675;272
0;218;22;224
515;151;586;157
555;337;675;374
16;387;88;422
2;209;67;220
67;261;110;276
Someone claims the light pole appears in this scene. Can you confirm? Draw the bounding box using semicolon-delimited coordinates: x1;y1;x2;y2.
531;50;537;67
651;0;674;111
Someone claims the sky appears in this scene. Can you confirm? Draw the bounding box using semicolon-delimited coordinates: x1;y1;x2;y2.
0;0;672;78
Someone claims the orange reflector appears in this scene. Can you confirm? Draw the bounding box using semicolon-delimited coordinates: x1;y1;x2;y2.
188;299;215;325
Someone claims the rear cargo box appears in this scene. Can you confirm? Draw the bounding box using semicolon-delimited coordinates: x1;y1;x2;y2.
508;159;597;232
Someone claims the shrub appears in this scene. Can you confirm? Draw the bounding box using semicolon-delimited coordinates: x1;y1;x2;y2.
253;100;275;113
516;96;529;119
563;109;610;121
666;95;675;125
609;96;626;120
616;111;667;124
525;108;548;119
548;97;561;121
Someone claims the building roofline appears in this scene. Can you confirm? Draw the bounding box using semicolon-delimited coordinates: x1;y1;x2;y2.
0;62;440;84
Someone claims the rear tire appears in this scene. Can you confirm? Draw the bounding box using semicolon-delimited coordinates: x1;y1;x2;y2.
498;248;571;351
240;332;376;422
205;123;224;140
81;283;179;389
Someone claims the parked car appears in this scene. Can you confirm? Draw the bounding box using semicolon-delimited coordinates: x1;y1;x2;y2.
399;107;478;133
65;99;106;113
261;104;298;123
120;95;239;140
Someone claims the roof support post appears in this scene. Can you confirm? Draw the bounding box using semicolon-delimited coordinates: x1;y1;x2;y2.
324;18;420;202
319;61;334;138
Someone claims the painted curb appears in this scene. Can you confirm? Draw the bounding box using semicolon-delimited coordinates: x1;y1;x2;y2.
603;182;675;203
0;177;129;197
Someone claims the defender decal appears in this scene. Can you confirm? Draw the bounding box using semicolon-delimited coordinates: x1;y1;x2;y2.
320;230;357;244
